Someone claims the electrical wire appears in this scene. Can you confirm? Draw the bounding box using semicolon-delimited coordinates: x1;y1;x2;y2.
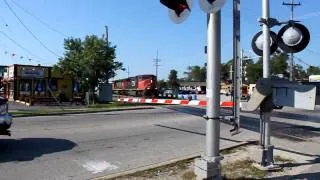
306;49;320;57
0;30;46;63
3;0;61;58
294;56;312;67
10;0;67;37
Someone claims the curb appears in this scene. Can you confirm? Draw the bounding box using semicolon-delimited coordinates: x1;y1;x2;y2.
91;140;258;180
12;107;156;118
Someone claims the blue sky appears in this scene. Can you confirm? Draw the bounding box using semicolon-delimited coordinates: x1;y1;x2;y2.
0;0;319;80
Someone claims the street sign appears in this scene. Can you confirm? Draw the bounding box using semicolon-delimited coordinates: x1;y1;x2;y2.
278;23;310;53
251;31;279;56
199;0;226;13
160;0;192;24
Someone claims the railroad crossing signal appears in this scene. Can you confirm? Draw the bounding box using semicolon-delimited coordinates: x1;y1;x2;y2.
160;0;192;24
251;21;310;56
199;0;226;13
278;22;310;53
251;31;279;56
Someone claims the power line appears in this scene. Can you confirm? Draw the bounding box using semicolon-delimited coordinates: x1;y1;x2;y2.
294;56;312;67
10;0;67;37
3;0;61;58
306;49;320;57
0;30;46;62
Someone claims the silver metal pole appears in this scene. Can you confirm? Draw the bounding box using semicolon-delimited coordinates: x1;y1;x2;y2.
232;0;241;131
261;0;274;167
206;12;221;157
262;0;270;78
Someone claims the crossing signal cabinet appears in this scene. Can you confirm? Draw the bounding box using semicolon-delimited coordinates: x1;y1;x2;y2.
241;78;316;111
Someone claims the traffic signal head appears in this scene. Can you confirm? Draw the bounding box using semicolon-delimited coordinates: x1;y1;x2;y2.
251;31;279;56
277;23;310;53
199;0;226;13
160;0;192;24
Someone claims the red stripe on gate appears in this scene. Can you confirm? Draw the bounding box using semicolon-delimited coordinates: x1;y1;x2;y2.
128;98;133;103
180;100;189;105
165;99;172;104
140;99;146;103
221;101;233;107
152;99;158;103
199;101;207;107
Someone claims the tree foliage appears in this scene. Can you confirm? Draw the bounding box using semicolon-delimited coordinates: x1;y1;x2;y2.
307;66;320;75
184;64;206;82
54;35;123;93
168;69;179;89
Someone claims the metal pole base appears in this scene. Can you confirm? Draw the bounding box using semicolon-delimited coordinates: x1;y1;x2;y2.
254;145;281;171
194;156;223;180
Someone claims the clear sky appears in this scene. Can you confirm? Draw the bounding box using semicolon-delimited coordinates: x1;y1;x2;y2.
0;0;319;80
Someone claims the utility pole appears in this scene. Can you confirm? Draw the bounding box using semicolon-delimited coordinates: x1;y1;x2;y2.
153;50;161;79
127;66;130;78
105;25;109;43
232;0;241;134
282;0;301;81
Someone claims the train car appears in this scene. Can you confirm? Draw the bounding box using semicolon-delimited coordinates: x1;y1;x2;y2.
113;74;158;97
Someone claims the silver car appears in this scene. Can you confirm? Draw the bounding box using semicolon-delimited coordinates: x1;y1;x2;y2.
0;97;12;134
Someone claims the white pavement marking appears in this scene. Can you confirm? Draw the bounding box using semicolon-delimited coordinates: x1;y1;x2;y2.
82;161;118;174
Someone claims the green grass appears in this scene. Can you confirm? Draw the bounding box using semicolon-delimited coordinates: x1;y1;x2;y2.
109;159;194;180
274;155;295;163
88;102;146;109
10;102;153;117
221;159;267;179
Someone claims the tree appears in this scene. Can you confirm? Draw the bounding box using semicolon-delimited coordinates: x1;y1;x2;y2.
157;79;167;90
221;59;233;82
54;35;123;103
184;66;201;81
168;69;179;89
307;66;320;76
270;53;289;77
294;64;308;80
246;59;263;84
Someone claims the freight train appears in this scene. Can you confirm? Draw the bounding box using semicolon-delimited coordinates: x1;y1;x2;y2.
112;74;158;97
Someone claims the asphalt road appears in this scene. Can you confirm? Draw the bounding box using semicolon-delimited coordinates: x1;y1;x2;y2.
0;107;252;180
166;106;320;143
1;106;319;180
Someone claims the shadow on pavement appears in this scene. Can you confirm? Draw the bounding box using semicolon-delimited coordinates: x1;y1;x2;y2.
265;172;320;179
154;124;242;143
0;138;77;163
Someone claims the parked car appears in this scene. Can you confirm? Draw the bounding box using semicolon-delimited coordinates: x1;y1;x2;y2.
177;90;197;100
0;97;12;135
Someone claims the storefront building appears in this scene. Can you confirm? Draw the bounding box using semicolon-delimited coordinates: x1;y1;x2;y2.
1;64;74;103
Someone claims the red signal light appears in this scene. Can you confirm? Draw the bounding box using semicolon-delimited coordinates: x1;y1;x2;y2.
160;0;190;17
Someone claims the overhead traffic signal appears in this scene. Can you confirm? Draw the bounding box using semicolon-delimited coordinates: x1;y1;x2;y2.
277;23;310;53
199;0;226;13
160;0;192;24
